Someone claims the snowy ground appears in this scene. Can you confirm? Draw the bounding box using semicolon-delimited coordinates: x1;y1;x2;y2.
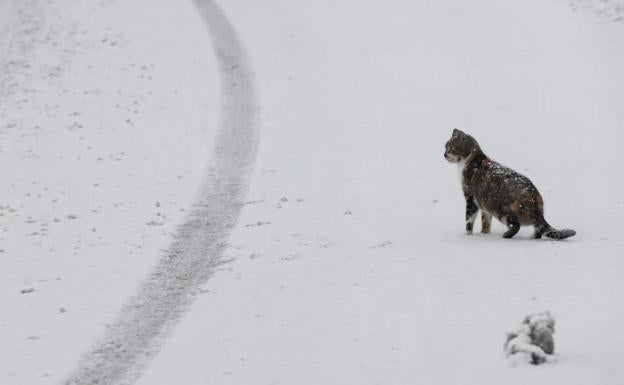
0;0;219;382
2;0;624;384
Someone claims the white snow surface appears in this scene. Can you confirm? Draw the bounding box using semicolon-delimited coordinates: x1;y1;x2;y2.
2;0;624;384
0;0;219;383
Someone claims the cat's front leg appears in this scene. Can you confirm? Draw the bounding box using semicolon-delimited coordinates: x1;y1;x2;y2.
465;196;479;234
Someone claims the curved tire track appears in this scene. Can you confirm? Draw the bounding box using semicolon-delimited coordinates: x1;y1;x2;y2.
64;1;258;384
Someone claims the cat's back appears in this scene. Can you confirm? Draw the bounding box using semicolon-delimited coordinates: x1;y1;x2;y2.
473;158;538;194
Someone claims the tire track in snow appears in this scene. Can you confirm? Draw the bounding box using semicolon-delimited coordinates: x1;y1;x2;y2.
63;1;259;384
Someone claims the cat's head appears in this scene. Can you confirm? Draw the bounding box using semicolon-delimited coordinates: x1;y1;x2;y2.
444;129;481;163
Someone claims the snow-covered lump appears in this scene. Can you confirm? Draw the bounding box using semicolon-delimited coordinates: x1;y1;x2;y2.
504;311;556;365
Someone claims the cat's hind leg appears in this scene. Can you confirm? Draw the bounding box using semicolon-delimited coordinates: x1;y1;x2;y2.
481;212;492;233
533;225;545;239
503;215;520;239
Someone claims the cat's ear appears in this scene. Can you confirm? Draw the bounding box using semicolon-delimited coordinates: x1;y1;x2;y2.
452;128;464;137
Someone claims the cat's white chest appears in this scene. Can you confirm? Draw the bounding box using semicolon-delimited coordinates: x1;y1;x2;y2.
457;161;466;186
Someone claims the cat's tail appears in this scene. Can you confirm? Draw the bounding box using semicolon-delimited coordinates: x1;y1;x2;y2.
544;227;576;240
537;217;576;240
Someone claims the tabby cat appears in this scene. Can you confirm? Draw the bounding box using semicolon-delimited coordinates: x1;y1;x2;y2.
444;129;575;239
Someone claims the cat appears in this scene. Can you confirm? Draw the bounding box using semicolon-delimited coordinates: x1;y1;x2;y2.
444;129;575;239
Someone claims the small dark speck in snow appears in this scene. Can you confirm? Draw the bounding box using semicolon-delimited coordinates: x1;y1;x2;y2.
432;199;438;203
371;241;393;249
246;221;270;228
21;288;35;294
146;221;164;226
